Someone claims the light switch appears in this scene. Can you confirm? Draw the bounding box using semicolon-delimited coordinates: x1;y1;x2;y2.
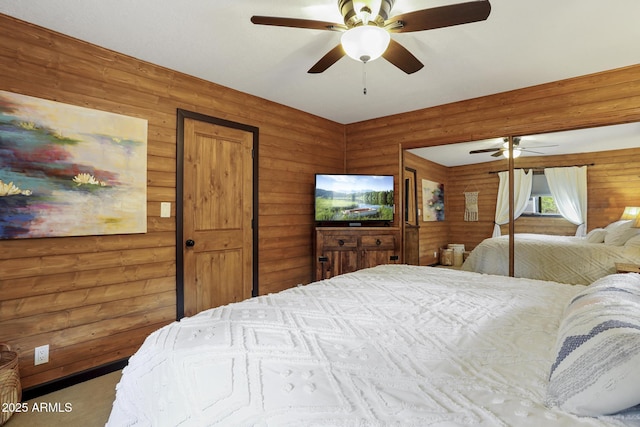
160;202;171;218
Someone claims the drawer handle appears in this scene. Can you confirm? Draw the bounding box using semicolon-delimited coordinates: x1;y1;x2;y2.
376;239;381;246
338;239;345;246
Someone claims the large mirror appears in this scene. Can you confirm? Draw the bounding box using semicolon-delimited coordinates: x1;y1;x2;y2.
403;121;640;284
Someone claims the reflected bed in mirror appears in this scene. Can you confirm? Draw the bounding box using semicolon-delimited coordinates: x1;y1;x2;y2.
461;229;640;285
404;122;640;280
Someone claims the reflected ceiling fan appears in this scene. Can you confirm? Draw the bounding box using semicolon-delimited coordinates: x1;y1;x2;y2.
251;0;491;74
469;137;559;158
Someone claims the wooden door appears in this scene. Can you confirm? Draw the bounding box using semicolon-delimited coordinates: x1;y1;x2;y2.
182;117;254;317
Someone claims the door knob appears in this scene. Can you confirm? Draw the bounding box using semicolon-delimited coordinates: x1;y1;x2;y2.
185;239;195;247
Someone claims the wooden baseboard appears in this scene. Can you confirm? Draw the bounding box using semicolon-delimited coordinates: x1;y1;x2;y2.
21;358;128;401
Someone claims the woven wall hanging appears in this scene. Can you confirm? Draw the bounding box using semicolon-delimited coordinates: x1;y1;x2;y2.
464;191;479;221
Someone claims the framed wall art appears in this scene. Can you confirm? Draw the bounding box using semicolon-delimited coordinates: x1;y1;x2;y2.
0;90;148;239
422;179;444;222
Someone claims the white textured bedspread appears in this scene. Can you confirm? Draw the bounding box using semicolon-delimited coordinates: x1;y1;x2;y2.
462;233;640;285
107;265;639;426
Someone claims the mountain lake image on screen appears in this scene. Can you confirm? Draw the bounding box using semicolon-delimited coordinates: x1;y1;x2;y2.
314;174;394;222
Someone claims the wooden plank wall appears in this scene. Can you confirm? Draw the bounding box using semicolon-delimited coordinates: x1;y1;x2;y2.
346;64;640;258
403;152;449;265
443;159;502;253
499;217;576;237
0;15;345;389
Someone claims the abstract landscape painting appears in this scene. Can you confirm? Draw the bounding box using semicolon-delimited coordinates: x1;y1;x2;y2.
0;90;148;239
422;179;445;221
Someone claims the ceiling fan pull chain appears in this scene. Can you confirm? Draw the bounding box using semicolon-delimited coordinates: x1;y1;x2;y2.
362;61;367;95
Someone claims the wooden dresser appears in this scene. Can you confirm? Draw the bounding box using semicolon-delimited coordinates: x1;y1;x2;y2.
315;227;401;281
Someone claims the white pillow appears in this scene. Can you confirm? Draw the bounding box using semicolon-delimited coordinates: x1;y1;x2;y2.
546;274;640;416
604;219;633;231
604;225;638;246
624;234;640;248
585;228;606;243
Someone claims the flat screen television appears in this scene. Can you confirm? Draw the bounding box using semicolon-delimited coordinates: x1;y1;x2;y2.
315;174;394;225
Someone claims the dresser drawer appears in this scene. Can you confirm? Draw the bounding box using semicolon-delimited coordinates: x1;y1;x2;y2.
361;235;395;250
323;235;358;250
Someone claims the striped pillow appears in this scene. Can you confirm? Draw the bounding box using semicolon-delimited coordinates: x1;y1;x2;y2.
546;273;640;416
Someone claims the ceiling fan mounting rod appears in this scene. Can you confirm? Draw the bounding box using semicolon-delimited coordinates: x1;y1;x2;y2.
358;6;373;25
338;0;395;28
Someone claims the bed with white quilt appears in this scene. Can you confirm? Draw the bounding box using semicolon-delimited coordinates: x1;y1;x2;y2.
462;220;640;285
107;265;640;426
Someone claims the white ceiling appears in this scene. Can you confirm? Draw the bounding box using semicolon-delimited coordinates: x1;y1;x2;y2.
0;0;639;125
408;122;640;167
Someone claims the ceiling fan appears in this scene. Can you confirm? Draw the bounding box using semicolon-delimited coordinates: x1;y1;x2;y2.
251;0;492;74
469;137;559;158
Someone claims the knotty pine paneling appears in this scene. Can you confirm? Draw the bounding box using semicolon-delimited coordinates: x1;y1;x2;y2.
445;160;502;252
347;65;640;262
0;15;345;389
403;152;449;265
347;68;640;150
499;217;577;236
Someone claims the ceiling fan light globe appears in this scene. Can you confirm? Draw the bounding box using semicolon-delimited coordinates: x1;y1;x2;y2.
341;25;390;63
502;148;522;159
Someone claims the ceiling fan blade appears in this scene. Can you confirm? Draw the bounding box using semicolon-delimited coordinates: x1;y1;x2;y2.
308;45;346;74
521;144;559;149
386;0;491;33
251;16;347;31
491;150;504;157
469;147;501;154
520;149;544;155
382;39;424;74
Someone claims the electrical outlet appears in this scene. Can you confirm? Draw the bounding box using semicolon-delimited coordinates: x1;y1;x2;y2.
433;250;438;258
35;344;49;365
